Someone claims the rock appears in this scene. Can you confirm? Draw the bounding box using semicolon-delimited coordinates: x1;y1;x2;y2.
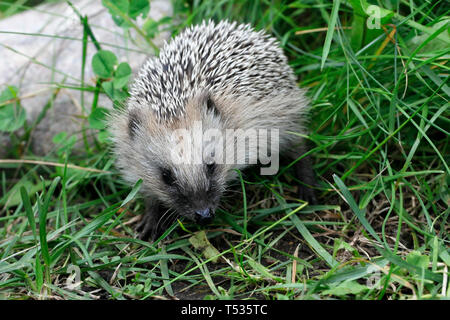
0;0;172;157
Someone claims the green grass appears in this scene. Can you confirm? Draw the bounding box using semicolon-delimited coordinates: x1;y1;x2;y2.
0;0;449;300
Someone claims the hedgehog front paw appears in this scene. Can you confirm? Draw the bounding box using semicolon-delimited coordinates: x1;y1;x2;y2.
293;151;318;205
136;213;158;241
136;200;164;241
297;183;318;205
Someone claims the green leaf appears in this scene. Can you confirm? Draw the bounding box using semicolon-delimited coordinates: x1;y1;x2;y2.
50;205;120;262
350;14;365;50
0;261;32;274
113;62;132;88
0;85;17;102
348;0;394;23
333;174;382;243
439;245;450;267
102;81;129;102
290;213;338;268
189;230;220;263
332;176;440;281
102;81;115;98
135;254;191;264
321;0;341;70
88;107;110;130
97;130;110;143
159;245;174;296
406;251;430;270
129;0;149;19
112;89;129;103
247;256;282;282
52;131;67;144
88;270;123;299
0;86;26;132
38;176;61;267
407;19;450;55
54;133;77;156
0;180;51;208
92;50;118;78
20;186;37;241
35;254;44;293
143;18;159;38
102;0;129;27
121;179;142;207
323;280;368;296
103;0;149;26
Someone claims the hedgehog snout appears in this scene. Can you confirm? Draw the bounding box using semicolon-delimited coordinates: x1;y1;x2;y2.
194;208;214;225
169;183;220;223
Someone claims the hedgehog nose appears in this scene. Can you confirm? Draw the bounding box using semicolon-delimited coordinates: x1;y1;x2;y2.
195;208;211;218
195;208;213;224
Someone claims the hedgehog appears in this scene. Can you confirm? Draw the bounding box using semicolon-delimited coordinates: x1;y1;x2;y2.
110;20;316;240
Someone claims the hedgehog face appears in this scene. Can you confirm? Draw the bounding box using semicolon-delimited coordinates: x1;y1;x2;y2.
155;162;224;223
113;92;230;223
149;93;229;222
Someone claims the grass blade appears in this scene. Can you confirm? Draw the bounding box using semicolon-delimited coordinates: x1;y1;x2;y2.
321;0;341;70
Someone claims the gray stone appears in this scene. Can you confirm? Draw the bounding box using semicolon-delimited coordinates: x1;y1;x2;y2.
0;0;172;157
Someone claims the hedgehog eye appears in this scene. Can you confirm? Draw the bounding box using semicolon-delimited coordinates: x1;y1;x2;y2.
161;168;175;185
206;162;216;175
205;95;220;117
206;96;215;111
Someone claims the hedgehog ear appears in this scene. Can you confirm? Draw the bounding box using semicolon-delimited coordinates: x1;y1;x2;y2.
204;93;220;118
128;109;142;140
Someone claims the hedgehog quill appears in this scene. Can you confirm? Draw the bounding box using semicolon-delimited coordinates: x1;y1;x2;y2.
110;21;316;240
